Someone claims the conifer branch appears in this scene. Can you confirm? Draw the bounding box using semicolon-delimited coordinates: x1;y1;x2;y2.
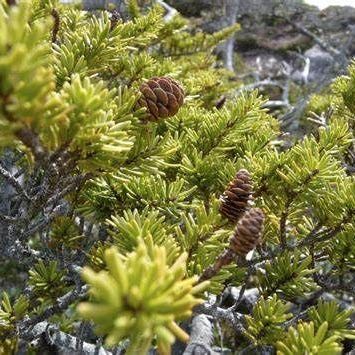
21;285;88;331
279;169;320;247
0;2;354;353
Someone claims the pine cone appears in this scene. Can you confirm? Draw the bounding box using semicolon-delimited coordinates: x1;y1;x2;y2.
229;208;265;256
137;77;185;121
219;169;253;223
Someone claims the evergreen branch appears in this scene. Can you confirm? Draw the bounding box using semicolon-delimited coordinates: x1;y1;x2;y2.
253;214;351;266
279;195;293;248
0;2;353;352
19;202;69;241
21;285;88;332
279;169;320;247
300;210;354;246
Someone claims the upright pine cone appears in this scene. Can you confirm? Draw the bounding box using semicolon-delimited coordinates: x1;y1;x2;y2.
229;208;265;256
137;77;184;121
219;169;253;223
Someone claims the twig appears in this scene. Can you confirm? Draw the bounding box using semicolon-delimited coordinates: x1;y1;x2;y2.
8;240;41;261
21;285;88;331
46;173;92;206
199;249;235;282
110;9;121;30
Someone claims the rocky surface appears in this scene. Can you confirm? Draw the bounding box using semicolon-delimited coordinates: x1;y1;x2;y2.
167;0;355;133
169;0;355;79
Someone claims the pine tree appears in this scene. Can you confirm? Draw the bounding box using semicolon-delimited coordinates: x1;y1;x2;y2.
0;1;354;354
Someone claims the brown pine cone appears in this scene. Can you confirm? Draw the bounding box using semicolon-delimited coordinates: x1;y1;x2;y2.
229;208;265;256
137;77;185;121
219;169;253;223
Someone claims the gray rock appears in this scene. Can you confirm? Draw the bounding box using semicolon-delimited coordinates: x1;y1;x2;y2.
304;45;334;83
